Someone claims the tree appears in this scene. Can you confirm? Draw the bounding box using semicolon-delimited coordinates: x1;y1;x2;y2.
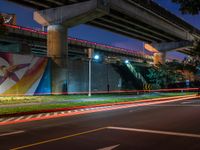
182;56;200;81
147;63;184;89
172;0;200;67
147;67;167;89
172;0;200;15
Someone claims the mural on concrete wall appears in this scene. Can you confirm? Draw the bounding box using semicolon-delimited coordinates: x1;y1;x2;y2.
0;52;51;95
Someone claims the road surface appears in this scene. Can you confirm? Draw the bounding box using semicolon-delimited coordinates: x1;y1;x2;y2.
1;98;200;150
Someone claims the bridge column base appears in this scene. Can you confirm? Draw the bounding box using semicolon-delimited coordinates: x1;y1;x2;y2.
153;52;166;65
47;24;68;94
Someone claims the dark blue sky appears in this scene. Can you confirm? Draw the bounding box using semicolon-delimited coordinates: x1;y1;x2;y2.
0;0;199;59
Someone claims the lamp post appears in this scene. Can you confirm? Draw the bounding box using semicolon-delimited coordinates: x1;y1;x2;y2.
88;58;92;96
88;48;99;97
88;48;93;97
106;62;110;93
125;59;129;64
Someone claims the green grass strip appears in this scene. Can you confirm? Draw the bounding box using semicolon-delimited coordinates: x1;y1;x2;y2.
0;92;195;115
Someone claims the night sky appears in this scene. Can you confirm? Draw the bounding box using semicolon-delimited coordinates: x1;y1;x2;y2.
0;0;199;59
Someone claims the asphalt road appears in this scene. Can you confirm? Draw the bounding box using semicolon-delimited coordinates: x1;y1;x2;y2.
1;98;200;150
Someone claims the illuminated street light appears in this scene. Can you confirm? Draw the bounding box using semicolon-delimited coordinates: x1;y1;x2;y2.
125;59;129;64
94;54;100;60
88;52;101;97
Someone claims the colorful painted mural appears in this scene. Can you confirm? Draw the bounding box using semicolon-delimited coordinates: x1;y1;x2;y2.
0;52;51;95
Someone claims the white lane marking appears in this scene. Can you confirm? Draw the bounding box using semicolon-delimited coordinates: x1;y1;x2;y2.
25;115;34;120
2;117;15;122
36;114;43;118
67;111;71;113
44;113;50;117
107;127;200;139
61;112;65;114
150;104;200;107
0;130;25;137
80;109;84;111
53;112;59;115
100;106;109;109
182;101;192;104
0;118;4;121
97;144;120;150
15;116;24;121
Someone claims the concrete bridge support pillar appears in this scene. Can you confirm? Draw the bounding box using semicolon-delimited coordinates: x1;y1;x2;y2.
153;52;166;65
33;0;110;94
47;24;68;94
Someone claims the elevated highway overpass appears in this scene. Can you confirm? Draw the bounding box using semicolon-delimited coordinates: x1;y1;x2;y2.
7;0;200;64
1;24;153;63
6;0;200;93
0;24;154;93
8;0;200;41
8;0;200;42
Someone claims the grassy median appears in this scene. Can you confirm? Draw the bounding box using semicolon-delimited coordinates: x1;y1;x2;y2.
0;92;196;115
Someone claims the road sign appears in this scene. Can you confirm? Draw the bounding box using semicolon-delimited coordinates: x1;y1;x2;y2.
185;80;190;87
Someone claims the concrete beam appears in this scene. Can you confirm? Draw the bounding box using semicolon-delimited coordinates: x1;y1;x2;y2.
110;0;195;41
153;52;166;65
46;0;64;6
151;41;193;52
23;0;50;8
108;14;176;41
34;0;110;27
98;17;165;42
90;20;154;42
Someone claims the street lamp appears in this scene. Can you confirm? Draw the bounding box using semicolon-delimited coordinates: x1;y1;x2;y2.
88;49;100;97
94;54;100;60
88;48;93;97
125;59;129;64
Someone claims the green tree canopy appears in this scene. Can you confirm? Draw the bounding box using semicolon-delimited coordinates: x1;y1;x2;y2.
147;62;185;89
172;0;200;59
172;0;200;15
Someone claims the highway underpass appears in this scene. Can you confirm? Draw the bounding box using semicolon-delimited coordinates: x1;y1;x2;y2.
6;0;200;94
1;1;199;149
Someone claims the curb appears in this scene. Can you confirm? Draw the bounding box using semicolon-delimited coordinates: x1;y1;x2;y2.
0;94;198;118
